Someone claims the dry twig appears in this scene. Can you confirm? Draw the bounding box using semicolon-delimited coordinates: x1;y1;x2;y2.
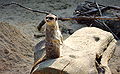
1;2;50;15
94;1;119;40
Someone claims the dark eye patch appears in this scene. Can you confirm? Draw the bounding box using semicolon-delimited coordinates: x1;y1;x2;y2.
46;17;54;20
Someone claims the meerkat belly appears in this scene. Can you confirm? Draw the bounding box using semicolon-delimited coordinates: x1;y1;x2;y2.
46;27;61;42
45;29;61;58
45;41;60;58
45;30;61;47
53;30;62;43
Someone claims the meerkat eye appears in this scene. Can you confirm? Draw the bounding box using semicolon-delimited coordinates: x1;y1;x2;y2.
46;17;54;20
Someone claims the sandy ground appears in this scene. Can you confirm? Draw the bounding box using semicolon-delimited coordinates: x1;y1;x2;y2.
0;22;33;74
0;0;120;74
0;0;120;44
0;0;81;45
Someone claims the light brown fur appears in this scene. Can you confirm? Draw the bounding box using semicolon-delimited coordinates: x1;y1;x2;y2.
30;14;63;74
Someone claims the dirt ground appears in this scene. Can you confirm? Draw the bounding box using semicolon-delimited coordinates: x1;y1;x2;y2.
0;22;33;74
0;0;120;74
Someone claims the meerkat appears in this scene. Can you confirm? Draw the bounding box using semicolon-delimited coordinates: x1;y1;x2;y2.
30;14;63;74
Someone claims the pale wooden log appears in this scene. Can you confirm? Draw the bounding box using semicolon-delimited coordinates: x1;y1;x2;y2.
33;27;117;74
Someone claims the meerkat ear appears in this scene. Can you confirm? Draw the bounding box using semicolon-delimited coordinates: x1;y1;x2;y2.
54;14;58;20
55;17;58;20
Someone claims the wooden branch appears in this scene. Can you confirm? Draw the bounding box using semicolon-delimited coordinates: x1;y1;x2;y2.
81;7;109;15
1;2;50;15
94;1;119;40
37;16;120;32
95;1;103;16
82;1;120;15
1;2;120;22
58;16;120;21
108;6;120;10
85;1;120;10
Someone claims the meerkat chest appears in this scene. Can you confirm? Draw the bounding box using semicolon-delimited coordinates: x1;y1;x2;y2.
45;25;62;43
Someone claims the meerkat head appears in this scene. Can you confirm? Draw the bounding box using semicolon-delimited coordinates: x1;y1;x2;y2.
45;14;57;25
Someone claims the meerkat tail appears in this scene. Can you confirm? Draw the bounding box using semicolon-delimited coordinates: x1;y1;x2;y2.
30;55;46;74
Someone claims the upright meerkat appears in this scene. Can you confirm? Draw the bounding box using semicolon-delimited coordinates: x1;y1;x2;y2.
30;14;63;74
